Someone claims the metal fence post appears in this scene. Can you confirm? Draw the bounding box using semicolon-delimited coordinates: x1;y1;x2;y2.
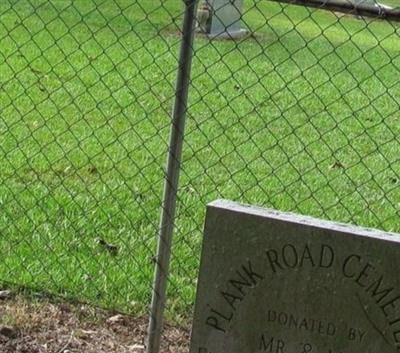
146;1;198;353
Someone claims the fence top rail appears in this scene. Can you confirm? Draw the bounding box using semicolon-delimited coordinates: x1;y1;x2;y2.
267;0;400;22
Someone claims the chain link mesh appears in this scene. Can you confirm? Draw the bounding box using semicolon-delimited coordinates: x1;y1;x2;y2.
1;0;399;331
167;0;400;323
0;0;186;314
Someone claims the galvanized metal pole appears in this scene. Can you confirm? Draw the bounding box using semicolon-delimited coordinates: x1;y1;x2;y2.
268;0;400;21
146;1;198;353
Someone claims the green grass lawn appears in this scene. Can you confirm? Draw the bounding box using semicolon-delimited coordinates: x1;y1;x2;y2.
382;0;399;8
0;0;399;321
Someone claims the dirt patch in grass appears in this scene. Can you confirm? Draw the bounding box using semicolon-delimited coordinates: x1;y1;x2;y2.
0;293;190;353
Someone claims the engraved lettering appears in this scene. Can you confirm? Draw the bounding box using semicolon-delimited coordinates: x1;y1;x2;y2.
241;260;264;285
348;327;356;341
221;291;242;310
359;328;367;342
259;334;270;351
390;317;400;327
299;245;315;267
205;314;227;333
205;307;234;333
394;330;400;344
319;244;334;268
381;295;400;318
282;244;298;268
348;327;366;342
366;275;395;303
288;314;298;328
206;259;264;332
276;339;285;353
278;312;288;325
228;275;252;296
259;334;285;353
327;323;336;336
266;244;334;272
299;318;308;330
300;343;312;353
355;262;374;287
265;309;336;337
265;249;283;273
342;254;361;278
317;320;325;334
267;310;276;322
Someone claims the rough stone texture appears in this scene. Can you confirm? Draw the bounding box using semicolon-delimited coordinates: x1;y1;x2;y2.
189;200;400;353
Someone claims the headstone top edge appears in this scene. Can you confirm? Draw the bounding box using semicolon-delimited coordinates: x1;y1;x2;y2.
207;199;400;242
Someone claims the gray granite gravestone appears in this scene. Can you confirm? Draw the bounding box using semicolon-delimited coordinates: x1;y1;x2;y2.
209;0;247;38
189;200;400;353
197;0;247;39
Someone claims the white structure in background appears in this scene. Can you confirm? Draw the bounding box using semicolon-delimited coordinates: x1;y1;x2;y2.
195;0;394;40
196;0;247;39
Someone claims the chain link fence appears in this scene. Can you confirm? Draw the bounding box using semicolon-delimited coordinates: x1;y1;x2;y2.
0;0;186;314
1;0;399;350
169;0;400;310
158;0;400;346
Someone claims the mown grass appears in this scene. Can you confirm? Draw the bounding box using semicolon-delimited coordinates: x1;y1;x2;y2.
0;0;399;321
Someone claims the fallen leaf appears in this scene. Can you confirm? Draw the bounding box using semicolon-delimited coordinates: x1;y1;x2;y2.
0;290;12;300
95;238;119;255
106;314;126;325
128;343;145;352
76;329;97;339
330;161;345;169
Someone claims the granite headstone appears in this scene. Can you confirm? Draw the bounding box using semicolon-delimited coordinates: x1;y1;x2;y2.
189;200;400;353
206;0;247;39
